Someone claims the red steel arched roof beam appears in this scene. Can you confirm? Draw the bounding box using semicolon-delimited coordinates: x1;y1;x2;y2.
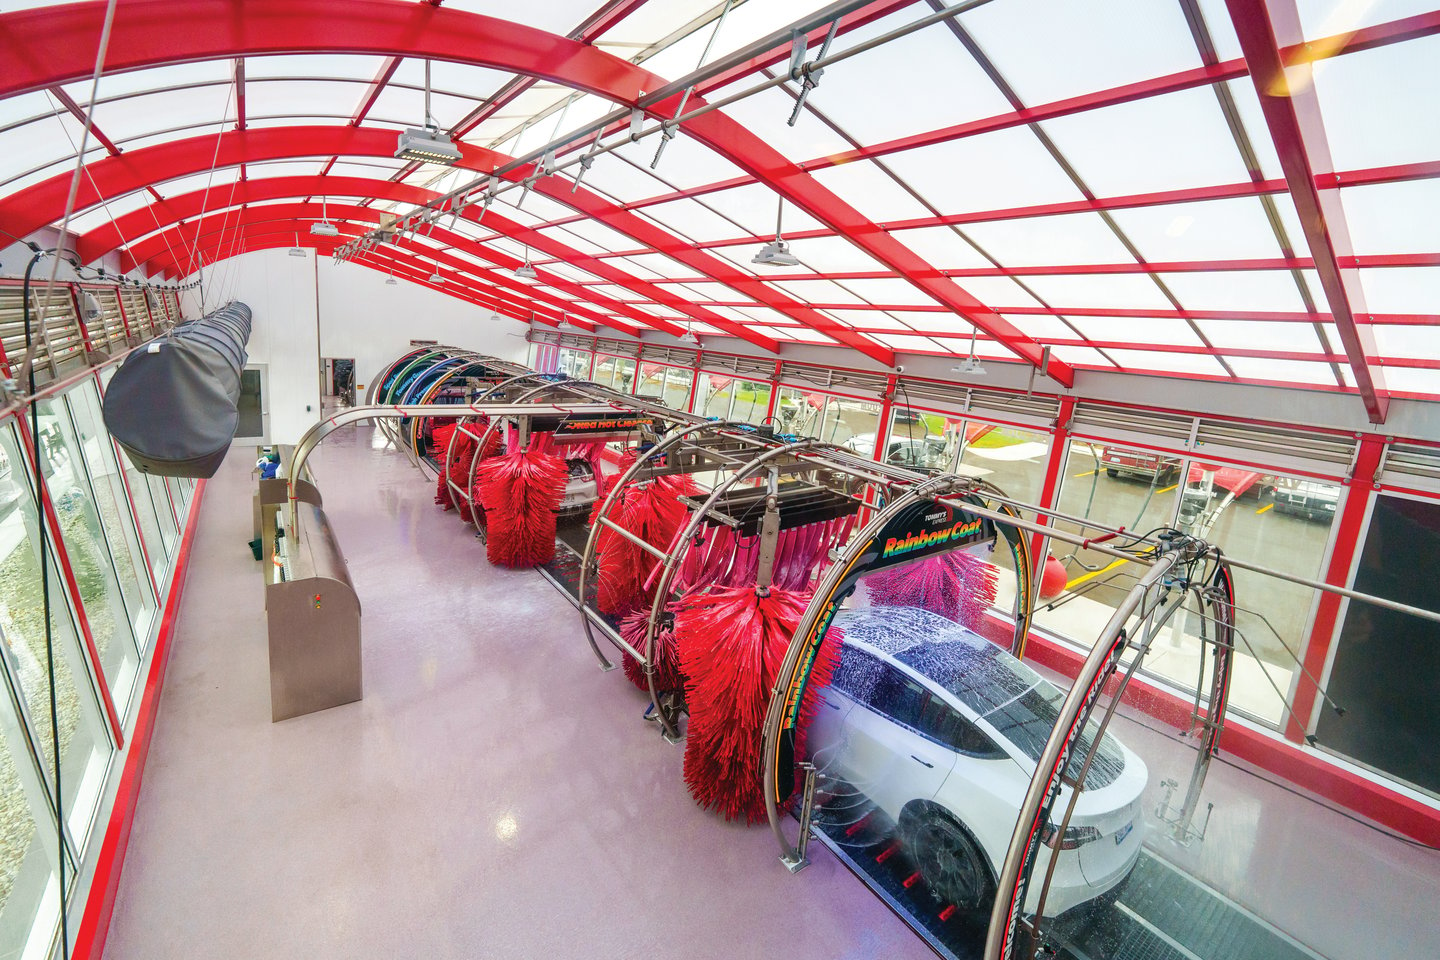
1226;0;1390;424
129;203;646;334
0;0;1061;373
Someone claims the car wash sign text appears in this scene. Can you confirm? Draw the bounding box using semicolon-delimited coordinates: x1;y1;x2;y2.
873;500;994;570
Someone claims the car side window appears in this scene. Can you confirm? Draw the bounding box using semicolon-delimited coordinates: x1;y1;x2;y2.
831;645;882;699
868;666;927;728
916;692;1007;759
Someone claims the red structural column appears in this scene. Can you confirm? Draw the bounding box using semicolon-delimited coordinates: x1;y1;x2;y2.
1286;433;1386;743
764;360;782;424
69;285;97;354
872;374;898;465
1028;396;1076;565
112;288;134;341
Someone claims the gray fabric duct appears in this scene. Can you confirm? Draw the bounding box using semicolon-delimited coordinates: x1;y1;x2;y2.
103;301;252;478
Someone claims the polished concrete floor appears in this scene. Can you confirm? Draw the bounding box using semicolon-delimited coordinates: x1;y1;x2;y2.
100;422;931;960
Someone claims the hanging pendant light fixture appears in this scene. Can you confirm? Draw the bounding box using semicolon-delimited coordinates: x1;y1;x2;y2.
752;197;799;267
515;245;537;279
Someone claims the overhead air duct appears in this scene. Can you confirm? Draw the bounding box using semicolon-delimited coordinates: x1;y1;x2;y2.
103;301;253;478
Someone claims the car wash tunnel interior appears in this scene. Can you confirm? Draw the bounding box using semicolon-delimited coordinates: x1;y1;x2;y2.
0;3;1438;959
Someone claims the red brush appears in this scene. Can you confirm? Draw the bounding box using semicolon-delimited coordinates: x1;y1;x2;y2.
674;586;838;824
619;608;685;694
594;473;697;616
864;549;999;632
475;444;568;567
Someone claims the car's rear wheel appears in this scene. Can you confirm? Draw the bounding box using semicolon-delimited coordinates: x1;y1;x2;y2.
899;808;995;910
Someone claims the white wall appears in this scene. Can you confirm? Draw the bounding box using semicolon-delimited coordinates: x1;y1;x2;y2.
314;259;528;396
177;249;526;444
185;247;322;444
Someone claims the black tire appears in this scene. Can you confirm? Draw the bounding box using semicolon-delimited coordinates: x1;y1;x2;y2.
899;807;995;910
1105;468;1118;478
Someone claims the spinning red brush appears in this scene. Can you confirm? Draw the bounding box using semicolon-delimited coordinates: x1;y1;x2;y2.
674;585;838;824
619;608;685;694
593;473;697;615
864;549;999;632
475;441;568;567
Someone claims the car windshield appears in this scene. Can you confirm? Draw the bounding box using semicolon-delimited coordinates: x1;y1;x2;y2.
839;605;1126;789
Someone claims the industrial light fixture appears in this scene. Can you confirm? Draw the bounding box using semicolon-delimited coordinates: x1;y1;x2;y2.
489;311;504;322
288;232;306;257
950;328;987;376
395;61;461;165
310;196;339;236
514;245;537;279
680;328;701;345
428;260;444;283
752;197;800;267
385;271;398;285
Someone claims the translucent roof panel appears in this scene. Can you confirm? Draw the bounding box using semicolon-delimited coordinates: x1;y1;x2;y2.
1312;33;1440;170
807;159;933;224
1104;349;1231;377
880;125;1087;215
1071;315;1206;347
1357;267;1440;314
1296;0;1439;39
692;183;824;238
959;212;1137;267
958;0;1204;105
702;82;851;164
1224;357;1343;385
1339;181;1440;256
1106;197;1290;263
1039;87;1255;197
1019;274;1173;311
1198;319;1325;354
1158;270;1310;313
1371;325;1440;361
803;7;1013;145
888;226;993;270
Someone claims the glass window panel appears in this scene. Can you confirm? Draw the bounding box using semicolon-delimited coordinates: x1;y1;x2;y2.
956;422;1050;505
1157;270;1309;313
1355;266;1440;315
808;159;932;223
1173;466;1339;724
960;0;1202;104
1002;312;1082;340
1104;348;1231;376
571;152;677;205
1035;438;1182;638
146;474;178;554
153;170;240;199
36;396;139;710
63;191;156;236
888;226;992;270
1312;33;1440;170
1340;180;1440;257
1107;196;1288;263
765;278;862;305
880;407;963;470
1040;87;1255;196
244;53;389;81
1019;273;1174;310
61;385;156;643
0;91;55;130
368;85;476;132
619;253;692;280
882;126;1086;215
544;217;637;255
823;309;913;331
873;333;947;353
1297;0;1438;38
662;367;693;411
70;61;232;104
0;424;113;847
960;212;1137;267
110;448;165;583
1316;491;1440;790
694;374;771;424
808;12;1014;143
389;56;510;106
1199;319;1323;353
1219;78;1286;179
828;277;939;307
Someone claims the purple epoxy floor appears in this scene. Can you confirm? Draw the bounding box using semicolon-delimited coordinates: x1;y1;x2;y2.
101;422;932;960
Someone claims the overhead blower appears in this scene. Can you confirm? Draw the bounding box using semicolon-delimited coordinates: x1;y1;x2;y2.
102;301;252;478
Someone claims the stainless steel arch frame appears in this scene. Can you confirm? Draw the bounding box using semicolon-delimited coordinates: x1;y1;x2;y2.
284;401;623;540
574;418;752;674
633;438;829;741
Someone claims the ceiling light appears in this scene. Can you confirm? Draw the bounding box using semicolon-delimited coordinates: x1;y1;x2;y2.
396;126;462;165
429;271;445;284
680;328;701;345
751;239;799;268
289;232;306;257
950;357;987;376
515;245;537;279
385;274;397;285
395;62;461;165
752;197;800;267
490;312;504;322
310;195;339;235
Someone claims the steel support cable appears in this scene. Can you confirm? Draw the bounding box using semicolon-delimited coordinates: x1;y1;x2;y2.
337;0;999;260
20;0;119;392
185;79;240;293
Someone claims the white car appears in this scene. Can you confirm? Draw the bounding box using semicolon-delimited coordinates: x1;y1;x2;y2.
809;605;1147;916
